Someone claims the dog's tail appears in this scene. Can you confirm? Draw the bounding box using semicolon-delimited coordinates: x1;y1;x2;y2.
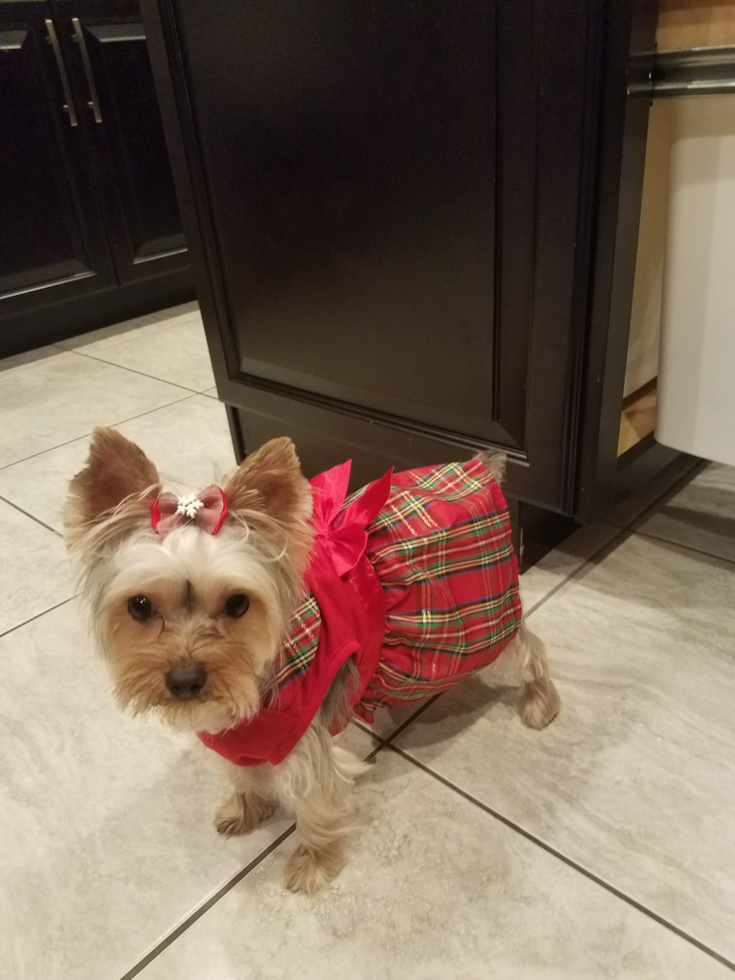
473;450;507;485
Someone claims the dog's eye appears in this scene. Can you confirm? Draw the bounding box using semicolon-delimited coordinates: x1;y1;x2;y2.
224;594;250;618
128;595;153;622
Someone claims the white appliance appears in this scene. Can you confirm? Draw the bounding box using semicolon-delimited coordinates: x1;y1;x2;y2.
656;95;735;466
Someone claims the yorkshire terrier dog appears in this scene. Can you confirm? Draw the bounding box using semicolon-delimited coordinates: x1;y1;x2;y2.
65;429;559;893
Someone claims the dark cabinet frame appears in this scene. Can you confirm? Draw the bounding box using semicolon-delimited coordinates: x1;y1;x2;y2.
576;0;684;519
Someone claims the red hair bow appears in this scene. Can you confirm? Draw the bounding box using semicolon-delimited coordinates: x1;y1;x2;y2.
151;486;228;537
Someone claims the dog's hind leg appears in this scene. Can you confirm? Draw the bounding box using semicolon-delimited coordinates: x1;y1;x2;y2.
515;620;560;729
473;450;560;727
491;619;560;729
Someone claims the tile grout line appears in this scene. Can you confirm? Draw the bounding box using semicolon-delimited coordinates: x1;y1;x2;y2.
0;594;79;639
57;312;202;356
0;392;198;472
603;457;708;534
0;345;68;376
523;456;715;620
118;727;735;977
119;739;390;979
522;502;735;623
118;823;298;980
625;525;735;567
0;494;63;537
68;346;205;396
384;743;735;974
377;694;445;750
522;523;631;620
355;695;445;755
599;458;735;565
351;718;387;744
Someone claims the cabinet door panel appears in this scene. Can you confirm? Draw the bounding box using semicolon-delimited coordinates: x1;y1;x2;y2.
0;6;113;316
171;0;513;444
57;6;188;283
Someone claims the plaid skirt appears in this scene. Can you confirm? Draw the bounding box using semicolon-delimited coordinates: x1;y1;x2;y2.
275;459;522;725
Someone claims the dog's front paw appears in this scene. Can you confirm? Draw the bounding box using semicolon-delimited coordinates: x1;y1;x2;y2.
283;841;346;894
215;792;275;837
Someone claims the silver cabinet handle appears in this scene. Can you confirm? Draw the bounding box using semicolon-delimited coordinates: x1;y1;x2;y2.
72;17;102;123
45;19;77;127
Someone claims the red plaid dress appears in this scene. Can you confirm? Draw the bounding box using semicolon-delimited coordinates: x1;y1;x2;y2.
199;459;521;767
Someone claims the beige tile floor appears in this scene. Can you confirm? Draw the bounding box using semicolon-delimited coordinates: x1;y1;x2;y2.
1;304;734;980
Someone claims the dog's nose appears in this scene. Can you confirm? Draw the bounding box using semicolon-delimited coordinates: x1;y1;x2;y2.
165;665;207;700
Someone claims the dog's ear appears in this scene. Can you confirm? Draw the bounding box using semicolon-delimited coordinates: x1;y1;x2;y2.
224;438;311;529
64;427;160;552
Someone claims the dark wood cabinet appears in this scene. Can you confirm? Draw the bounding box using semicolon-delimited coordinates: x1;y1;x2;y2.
0;0;193;357
0;2;115;314
142;0;693;563
57;1;187;283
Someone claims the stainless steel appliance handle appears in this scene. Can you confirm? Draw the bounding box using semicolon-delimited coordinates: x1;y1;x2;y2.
72;17;102;123
45;19;78;127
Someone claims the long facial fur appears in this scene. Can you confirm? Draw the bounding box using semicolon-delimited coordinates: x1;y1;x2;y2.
65;430;313;733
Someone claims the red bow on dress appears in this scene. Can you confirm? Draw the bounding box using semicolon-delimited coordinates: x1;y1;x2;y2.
151;486;228;536
309;461;393;577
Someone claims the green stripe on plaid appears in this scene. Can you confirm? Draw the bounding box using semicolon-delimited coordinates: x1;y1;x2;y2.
264;593;321;706
383;586;520;655
374;522;514;582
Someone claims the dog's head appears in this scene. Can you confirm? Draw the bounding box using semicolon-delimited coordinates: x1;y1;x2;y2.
64;429;312;732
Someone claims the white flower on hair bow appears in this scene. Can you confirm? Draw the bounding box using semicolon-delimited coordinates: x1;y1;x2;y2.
151;486;228;536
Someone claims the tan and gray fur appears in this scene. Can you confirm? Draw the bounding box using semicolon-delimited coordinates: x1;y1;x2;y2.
65;430;559;893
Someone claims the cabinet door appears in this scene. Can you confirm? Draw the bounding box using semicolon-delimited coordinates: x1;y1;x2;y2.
144;0;599;511
0;1;114;323
53;0;188;284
